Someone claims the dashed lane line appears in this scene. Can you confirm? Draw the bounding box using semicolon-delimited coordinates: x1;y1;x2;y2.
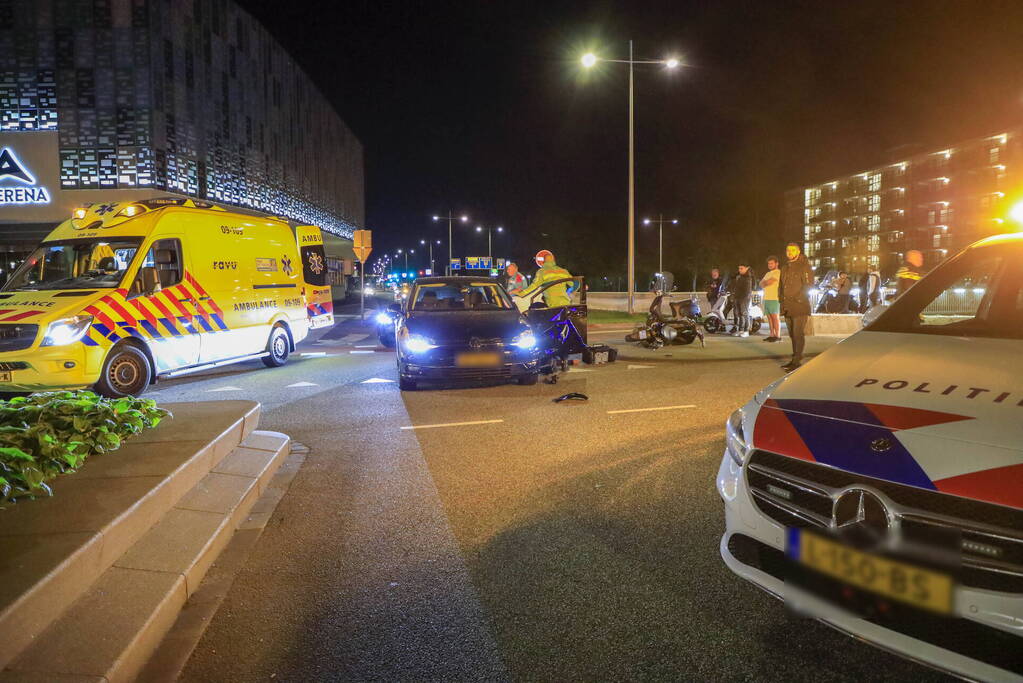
400;419;504;431
607;404;696;415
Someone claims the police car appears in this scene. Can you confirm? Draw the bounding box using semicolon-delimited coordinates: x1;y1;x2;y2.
718;233;1023;681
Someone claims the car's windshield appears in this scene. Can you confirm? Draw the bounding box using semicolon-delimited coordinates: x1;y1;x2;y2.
867;241;1023;339
410;282;512;311
2;238;143;291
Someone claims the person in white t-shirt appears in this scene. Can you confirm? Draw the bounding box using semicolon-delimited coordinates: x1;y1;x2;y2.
760;255;782;342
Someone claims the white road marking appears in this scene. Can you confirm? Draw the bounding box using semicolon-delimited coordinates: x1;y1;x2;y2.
350;350;375;354
286;381;319;388
301;352;327;357
361;377;394;384
207;386;243;392
588;329;631;335
568;368;594;373
354;344;378;348
400;419;504;431
607;404;696;415
627;364;653;369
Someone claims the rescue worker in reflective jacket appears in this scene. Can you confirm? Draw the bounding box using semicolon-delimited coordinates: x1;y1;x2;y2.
518;249;573;307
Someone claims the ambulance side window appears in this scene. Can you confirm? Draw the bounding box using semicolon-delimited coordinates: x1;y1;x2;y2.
130;239;183;297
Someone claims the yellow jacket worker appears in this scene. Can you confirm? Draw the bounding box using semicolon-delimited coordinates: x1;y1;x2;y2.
518;250;573;307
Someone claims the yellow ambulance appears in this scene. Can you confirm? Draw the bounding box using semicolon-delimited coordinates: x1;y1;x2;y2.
0;197;334;396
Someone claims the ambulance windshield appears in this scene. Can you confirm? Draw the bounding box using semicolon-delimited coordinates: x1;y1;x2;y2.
3;238;143;291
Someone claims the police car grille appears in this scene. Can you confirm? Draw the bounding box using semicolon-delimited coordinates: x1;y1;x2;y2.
0;324;38;352
747;449;1023;594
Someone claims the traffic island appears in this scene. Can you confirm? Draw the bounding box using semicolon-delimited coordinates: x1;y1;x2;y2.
0;400;290;683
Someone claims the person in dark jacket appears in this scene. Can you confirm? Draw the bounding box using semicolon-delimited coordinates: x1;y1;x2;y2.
778;243;815;371
730;261;754;337
705;268;723;306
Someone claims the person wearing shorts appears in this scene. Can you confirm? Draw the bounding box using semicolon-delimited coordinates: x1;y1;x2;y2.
760;256;782;342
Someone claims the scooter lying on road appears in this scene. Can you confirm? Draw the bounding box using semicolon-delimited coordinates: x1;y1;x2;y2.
625;292;705;348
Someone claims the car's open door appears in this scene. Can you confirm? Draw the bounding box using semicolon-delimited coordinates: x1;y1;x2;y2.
519;276;588;355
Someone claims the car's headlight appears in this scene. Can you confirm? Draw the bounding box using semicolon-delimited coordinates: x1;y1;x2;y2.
403;334;436;354
41;315;94;346
375;311;392;326
725;408;750;466
512;329;536;349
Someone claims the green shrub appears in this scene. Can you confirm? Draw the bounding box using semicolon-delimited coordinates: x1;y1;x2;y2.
0;391;170;504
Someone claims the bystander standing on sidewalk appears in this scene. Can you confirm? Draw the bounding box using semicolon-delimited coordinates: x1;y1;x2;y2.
705;268;723;306
778;242;814;371
760;256;782;342
832;271;852;313
895;249;925;297
731;261;754;338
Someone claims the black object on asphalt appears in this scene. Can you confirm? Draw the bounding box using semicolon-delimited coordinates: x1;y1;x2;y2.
553;392;589;402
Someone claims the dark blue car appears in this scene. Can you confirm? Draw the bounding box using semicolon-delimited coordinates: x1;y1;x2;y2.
389;277;550;390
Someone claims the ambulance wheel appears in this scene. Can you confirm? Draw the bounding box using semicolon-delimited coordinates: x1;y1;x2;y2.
96;344;151;398
399;376;417;391
262;325;291;367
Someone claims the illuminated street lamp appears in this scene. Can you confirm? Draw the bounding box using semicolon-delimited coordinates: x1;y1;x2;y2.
581;44;681;313
642;214;679;275
420;238;442;273
475;224;504;260
433;211;469;275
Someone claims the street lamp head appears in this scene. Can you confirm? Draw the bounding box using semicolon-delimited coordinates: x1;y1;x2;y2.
396;248;402;253
460;215;468;222
432;215;439;221
496;226;503;232
476;226;483;232
436;240;442;244
665;58;680;69
581;53;598;68
420;239;425;244
671;219;679;224
410;249;415;254
643;218;651;225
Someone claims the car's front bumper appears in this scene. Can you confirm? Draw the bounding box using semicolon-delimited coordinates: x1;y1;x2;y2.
400;357;541;382
717;451;1023;682
0;343;101;392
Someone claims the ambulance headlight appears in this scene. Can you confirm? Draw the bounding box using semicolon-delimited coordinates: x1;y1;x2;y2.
375;311;393;326
512;329;536;349
725;408;750;466
403;335;436;354
72;207;88;220
41;315;94;347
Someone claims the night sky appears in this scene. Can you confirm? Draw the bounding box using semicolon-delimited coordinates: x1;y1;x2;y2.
239;0;1023;285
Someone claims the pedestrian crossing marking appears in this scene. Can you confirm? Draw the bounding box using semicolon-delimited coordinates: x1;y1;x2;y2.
207;386;243;392
361;377;394;384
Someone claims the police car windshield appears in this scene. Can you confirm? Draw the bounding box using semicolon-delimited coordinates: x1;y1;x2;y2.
411;283;512;311
868;242;1023;339
3;238;143;291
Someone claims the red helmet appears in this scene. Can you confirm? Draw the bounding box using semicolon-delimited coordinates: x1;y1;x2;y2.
535;249;554;267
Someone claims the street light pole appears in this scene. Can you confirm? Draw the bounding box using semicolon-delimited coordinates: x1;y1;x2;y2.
433;212;469;275
643;214;679;275
628;39;635;314
581;45;679;315
476;225;504;262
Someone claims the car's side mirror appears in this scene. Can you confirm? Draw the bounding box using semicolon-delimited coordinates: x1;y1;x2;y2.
388;302;401;314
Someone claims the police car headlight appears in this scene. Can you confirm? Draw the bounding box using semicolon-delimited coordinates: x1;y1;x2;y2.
726;408;750;466
403;335;436;354
41;315;94;346
375;311;392;326
512;329;536;349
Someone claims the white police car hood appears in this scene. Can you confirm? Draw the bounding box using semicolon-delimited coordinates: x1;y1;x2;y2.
751;330;1023;510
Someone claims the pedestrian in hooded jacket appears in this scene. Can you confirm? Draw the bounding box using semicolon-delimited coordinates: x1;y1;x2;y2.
778;242;815;372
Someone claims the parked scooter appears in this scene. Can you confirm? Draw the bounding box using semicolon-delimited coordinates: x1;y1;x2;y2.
626;292;705;348
703;291;763;334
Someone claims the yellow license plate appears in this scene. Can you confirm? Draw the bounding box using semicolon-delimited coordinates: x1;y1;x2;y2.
0;371;10;382
455;352;501;367
795;530;953;614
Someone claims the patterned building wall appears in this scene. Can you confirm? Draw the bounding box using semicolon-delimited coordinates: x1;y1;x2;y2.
0;0;363;237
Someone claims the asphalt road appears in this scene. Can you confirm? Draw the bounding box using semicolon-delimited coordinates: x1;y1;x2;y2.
166;307;947;682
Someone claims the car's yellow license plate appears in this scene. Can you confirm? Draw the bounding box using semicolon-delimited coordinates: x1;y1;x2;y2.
794;530;953;614
455;352;501;367
0;371;10;382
